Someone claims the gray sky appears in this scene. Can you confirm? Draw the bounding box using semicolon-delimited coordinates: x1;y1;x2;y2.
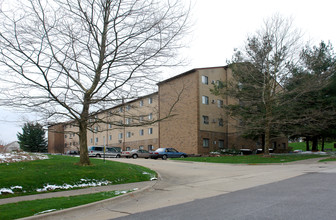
1;0;335;144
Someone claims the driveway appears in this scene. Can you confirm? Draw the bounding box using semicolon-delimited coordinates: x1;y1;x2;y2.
28;157;336;220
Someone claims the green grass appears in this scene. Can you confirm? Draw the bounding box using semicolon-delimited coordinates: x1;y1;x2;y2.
319;157;336;162
0;190;133;220
0;155;156;198
173;154;328;164
289;142;335;151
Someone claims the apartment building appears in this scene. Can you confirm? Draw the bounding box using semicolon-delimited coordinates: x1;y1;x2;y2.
48;66;287;155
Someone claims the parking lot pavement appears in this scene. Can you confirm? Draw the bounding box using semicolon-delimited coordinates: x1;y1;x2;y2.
22;157;336;220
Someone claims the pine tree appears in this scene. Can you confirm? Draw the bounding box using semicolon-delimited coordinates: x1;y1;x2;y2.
17;122;47;152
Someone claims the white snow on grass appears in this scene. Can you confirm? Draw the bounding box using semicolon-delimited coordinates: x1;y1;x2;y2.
142;171;157;181
36;179;112;192
0;152;48;163
0;186;23;195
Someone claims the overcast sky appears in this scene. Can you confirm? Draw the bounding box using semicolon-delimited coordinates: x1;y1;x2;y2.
1;0;335;144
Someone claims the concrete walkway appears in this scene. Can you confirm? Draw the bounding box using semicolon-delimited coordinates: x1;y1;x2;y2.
2;157;335;220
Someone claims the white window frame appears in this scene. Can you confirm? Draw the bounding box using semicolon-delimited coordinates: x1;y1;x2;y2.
148;128;153;134
202;96;209;105
202;75;208;85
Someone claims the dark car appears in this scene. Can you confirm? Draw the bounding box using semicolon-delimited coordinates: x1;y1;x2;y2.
150;148;188;160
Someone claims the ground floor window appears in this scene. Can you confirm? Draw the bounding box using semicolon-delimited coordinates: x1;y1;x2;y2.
139;145;144;150
219;140;224;148
203;138;209;147
148;145;154;151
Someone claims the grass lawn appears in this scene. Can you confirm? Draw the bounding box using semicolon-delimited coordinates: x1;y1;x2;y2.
0;190;134;220
173;154;328;164
319;157;336;162
289;142;335;151
0;155;156;198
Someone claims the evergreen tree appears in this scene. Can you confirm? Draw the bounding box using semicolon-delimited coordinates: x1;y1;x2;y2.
280;41;336;151
213;15;302;155
17;122;47;152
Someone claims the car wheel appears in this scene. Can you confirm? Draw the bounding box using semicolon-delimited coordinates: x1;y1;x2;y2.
132;154;138;159
180;155;185;158
162;155;167;160
116;154;121;158
96;154;101;158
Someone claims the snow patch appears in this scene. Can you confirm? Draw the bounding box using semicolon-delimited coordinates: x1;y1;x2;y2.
36;179;111;192
0;152;48;163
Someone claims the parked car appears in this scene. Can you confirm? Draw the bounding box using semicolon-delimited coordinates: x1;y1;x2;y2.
66;150;79;155
121;149;150;159
150;148;188;160
88;146;121;158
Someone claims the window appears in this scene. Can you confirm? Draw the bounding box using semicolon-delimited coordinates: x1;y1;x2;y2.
64;134;67;138
140;129;144;136
90;138;93;143
126;132;131;138
202;96;209;105
139;116;144;122
126;118;131;125
202;76;208;85
216;80;224;89
148;145;154;151
118;133;123;139
94;126;98;133
217;100;223;108
126;147;131;151
148;97;153;104
148;128;153;134
140;100;144;107
218;118;224;127
95;137;98;143
126;105;131;111
109;124;112;129
148;113;153;120
119;107;123;113
219;140;224;148
139;145;144;150
109;135;112;140
202;115;209;124
203;138;209;147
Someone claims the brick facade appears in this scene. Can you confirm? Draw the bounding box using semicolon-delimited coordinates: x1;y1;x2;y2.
48;66;288;154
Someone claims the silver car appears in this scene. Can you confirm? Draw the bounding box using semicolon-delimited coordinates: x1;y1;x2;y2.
121;149;150;159
88;146;121;158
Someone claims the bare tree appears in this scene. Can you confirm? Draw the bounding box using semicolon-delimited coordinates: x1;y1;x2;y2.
0;0;190;165
215;14;302;155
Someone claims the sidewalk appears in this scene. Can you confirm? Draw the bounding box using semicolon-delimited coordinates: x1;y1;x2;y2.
0;180;156;205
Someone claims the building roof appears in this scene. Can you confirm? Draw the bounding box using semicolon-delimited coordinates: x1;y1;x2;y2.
157;66;228;85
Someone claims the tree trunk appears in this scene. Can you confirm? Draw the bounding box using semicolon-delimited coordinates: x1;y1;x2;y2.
321;136;325;152
79;120;91;165
264;102;272;156
312;136;318;151
78;101;91;166
306;137;310;151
